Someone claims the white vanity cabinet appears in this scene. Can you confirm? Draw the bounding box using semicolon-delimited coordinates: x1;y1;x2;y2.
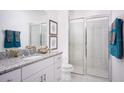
22;54;62;82
0;69;21;82
0;53;62;82
23;54;62;82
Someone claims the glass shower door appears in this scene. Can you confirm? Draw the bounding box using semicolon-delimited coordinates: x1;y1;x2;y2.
86;17;109;78
69;19;85;74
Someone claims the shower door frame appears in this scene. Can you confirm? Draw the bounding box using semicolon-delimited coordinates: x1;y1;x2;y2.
69;15;111;80
85;16;110;79
69;18;86;75
69;17;85;75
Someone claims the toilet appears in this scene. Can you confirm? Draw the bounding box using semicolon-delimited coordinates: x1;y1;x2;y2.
62;64;73;81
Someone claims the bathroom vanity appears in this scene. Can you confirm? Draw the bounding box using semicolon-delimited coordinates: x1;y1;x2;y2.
0;51;62;82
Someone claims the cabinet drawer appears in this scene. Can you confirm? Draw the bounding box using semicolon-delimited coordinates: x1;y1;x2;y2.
54;54;62;63
43;65;54;82
0;69;21;82
55;62;62;82
22;57;54;80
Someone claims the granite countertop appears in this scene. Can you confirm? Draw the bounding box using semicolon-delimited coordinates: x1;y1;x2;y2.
0;51;62;75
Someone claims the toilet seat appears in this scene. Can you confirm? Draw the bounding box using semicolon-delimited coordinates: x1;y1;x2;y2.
62;64;72;68
62;64;73;72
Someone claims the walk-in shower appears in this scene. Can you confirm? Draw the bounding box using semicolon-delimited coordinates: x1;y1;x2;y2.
69;16;109;79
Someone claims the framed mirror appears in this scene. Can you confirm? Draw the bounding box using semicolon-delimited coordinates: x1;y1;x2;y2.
30;23;48;47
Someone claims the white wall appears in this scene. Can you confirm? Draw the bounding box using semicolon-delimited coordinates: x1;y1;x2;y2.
45;10;59;47
45;10;69;64
69;10;111;19
0;10;46;51
46;10;58;21
58;11;69;64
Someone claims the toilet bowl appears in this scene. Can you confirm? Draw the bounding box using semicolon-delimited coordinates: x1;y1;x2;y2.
62;64;73;81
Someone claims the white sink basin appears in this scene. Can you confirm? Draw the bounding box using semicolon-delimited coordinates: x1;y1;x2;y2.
23;55;42;61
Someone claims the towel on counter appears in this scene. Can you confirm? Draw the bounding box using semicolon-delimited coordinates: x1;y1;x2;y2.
14;31;21;47
109;18;123;59
4;30;14;48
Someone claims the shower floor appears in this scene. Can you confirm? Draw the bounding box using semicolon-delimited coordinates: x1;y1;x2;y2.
72;65;84;74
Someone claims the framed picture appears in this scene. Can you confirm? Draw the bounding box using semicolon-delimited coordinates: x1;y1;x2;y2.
49;36;58;50
49;20;58;35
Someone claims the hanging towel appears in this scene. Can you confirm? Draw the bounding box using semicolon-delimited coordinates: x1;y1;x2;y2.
4;30;14;48
14;31;21;47
15;31;20;42
109;18;123;59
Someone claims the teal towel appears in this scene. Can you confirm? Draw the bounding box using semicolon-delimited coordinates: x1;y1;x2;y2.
4;30;21;48
14;31;21;47
4;30;14;48
109;18;123;59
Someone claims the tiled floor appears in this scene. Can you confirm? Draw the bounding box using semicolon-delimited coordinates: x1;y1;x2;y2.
70;73;109;82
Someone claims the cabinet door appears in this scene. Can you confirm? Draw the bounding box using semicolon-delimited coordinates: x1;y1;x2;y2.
54;61;62;81
23;65;54;82
0;69;21;82
22;57;54;80
42;65;54;82
54;54;62;81
23;70;44;82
